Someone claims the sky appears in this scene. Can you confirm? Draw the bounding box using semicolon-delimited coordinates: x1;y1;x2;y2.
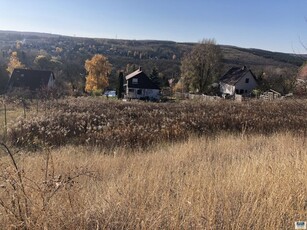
0;0;306;53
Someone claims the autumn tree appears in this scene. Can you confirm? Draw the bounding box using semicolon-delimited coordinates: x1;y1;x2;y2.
7;51;25;75
173;79;184;93
298;63;307;80
260;67;297;95
296;63;307;95
34;55;62;70
85;54;112;93
180;39;222;94
34;55;52;70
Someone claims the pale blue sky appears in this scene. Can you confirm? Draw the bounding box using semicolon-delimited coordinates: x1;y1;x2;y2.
0;0;306;53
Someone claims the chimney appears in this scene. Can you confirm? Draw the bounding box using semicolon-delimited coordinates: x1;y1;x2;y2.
242;65;247;70
139;67;142;71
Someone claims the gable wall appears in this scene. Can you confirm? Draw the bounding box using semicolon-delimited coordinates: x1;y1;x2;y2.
127;73;159;90
126;72;160;99
47;73;55;88
234;72;258;94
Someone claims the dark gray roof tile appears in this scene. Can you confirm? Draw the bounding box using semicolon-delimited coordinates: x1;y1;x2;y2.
220;66;255;85
8;68;54;91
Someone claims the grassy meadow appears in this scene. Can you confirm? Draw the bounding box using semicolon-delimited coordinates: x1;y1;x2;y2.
0;133;307;229
0;98;307;229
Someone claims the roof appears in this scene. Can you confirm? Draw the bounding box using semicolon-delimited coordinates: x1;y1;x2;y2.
125;68;143;80
220;66;255;85
8;68;54;91
125;68;160;90
264;89;281;95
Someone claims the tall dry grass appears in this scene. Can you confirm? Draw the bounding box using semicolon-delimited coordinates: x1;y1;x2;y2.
0;133;306;229
7;98;307;149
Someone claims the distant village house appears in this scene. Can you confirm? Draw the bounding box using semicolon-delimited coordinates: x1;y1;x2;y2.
7;68;55;93
219;66;258;96
125;67;160;100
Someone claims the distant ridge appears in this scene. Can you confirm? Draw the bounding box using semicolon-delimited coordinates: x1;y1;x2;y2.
0;30;62;38
1;29;305;56
0;29;306;85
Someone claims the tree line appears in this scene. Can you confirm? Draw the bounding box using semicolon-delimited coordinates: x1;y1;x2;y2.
0;38;305;97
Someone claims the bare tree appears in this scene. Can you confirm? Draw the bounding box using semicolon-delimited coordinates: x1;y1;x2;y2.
180;39;222;94
261;67;297;94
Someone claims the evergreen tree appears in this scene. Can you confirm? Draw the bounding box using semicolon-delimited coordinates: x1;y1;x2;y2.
0;65;9;94
150;66;161;87
117;72;124;99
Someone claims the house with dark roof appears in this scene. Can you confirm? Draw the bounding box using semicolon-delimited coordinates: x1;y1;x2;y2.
7;68;55;92
125;67;160;100
219;66;258;96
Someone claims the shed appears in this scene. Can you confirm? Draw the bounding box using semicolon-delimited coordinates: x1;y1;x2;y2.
260;89;281;100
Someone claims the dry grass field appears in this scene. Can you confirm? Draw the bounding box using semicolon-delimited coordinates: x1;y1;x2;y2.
1;98;307;229
0;133;306;229
5;97;307;149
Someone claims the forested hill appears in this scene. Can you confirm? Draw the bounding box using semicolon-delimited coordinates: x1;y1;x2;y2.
0;30;306;90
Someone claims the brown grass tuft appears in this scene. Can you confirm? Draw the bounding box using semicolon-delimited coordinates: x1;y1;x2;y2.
0;133;306;229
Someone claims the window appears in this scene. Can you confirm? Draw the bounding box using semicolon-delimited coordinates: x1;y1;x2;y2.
132;78;138;84
129;89;134;93
245;78;249;83
137;89;142;95
235;89;239;94
239;89;244;94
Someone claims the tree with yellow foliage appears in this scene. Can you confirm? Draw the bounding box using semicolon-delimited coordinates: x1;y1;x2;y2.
85;54;112;93
7;51;25;75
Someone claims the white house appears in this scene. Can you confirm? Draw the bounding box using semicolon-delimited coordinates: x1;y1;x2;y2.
219;66;258;96
125;67;160;100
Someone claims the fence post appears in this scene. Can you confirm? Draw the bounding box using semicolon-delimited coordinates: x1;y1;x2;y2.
36;98;39;113
4;102;7;138
22;99;26;118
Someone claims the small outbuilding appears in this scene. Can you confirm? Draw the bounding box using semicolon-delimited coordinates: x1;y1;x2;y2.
7;68;55;92
219;66;258;96
260;89;281;100
125;67;160;100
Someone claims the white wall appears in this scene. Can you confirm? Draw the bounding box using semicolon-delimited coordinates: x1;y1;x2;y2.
234;72;258;94
127;88;160;100
47;74;55;88
220;82;235;95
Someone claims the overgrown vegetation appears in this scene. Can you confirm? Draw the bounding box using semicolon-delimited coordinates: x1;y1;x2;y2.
0;133;306;229
6;98;307;149
0;143;95;229
1;97;307;229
